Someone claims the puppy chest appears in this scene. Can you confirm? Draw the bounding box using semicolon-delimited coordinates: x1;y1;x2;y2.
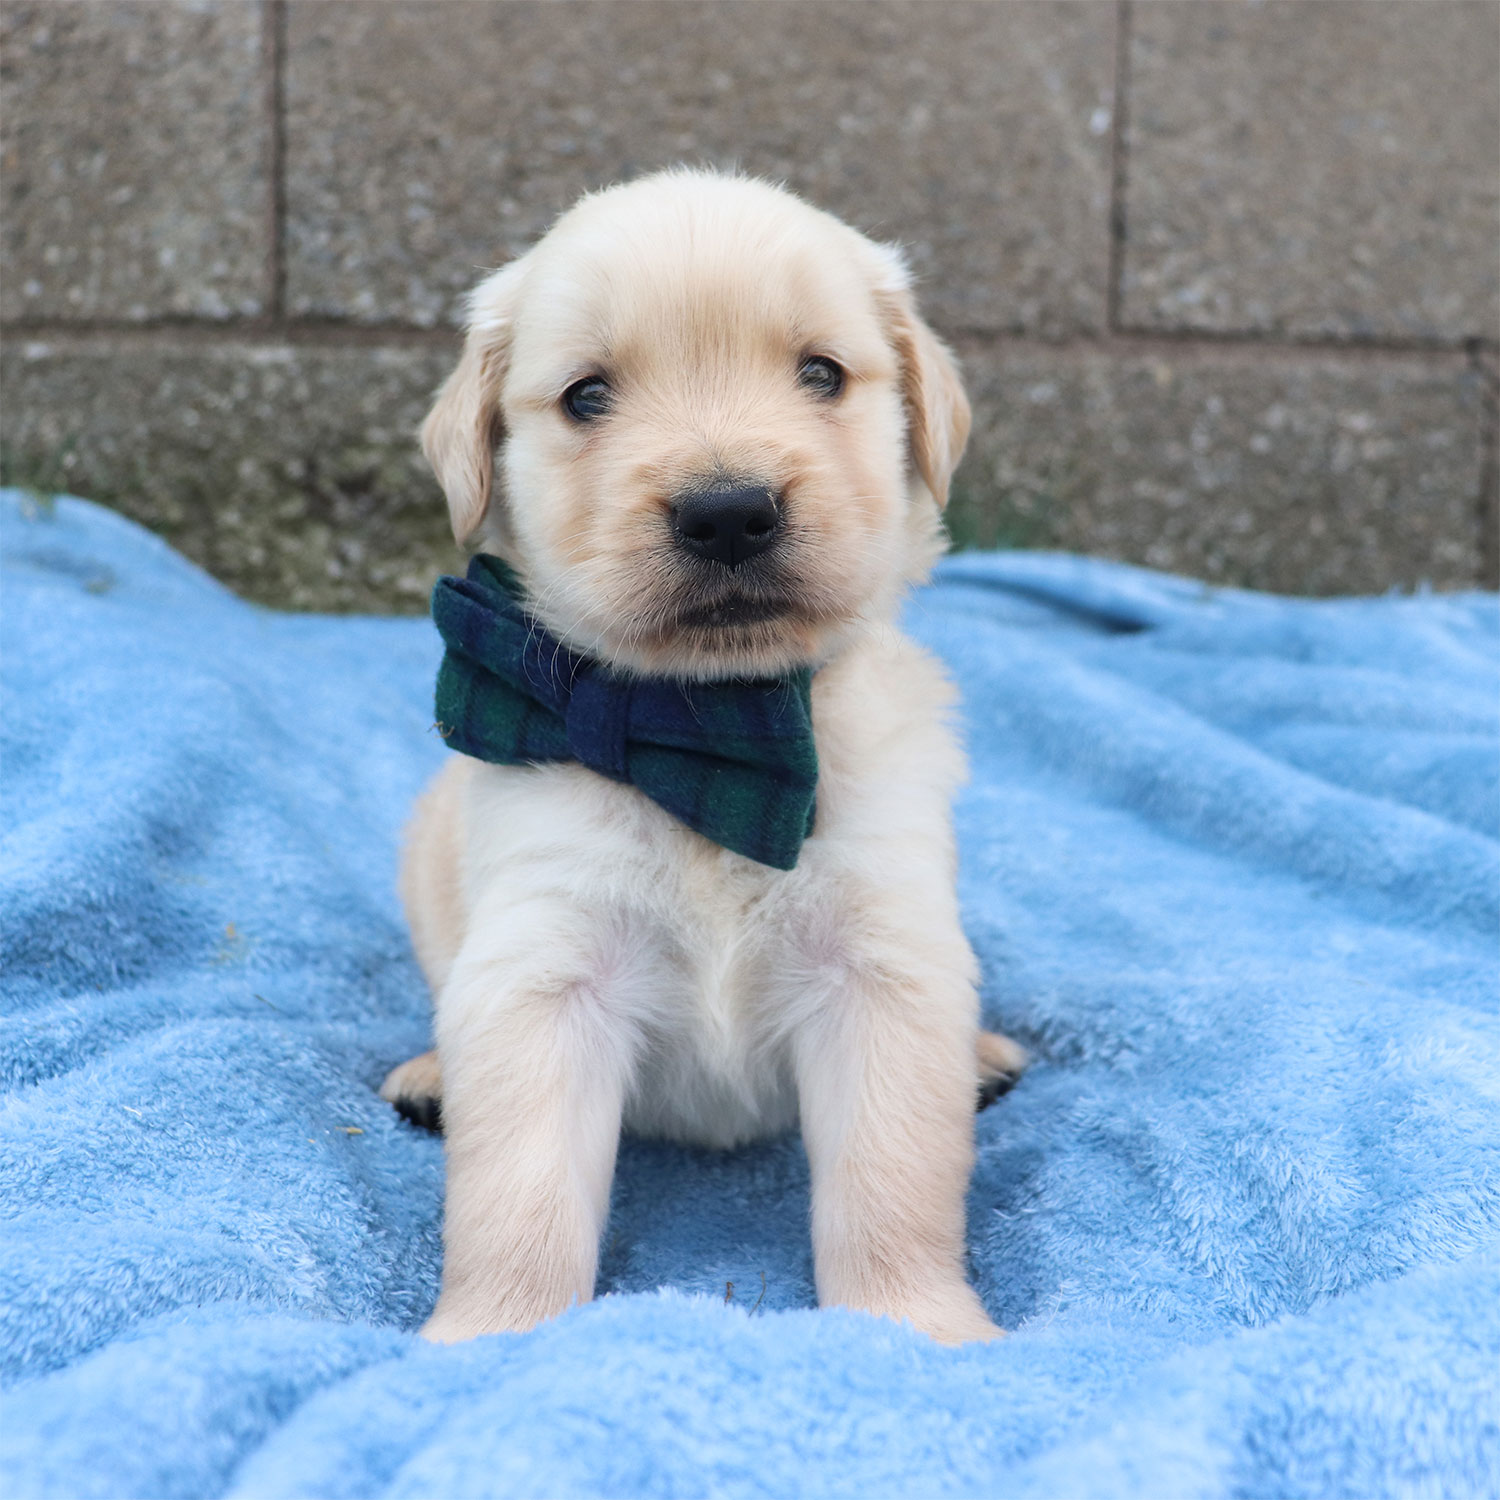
618;877;830;1146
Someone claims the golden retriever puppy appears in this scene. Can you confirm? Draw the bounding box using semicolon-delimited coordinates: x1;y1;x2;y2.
381;169;1026;1346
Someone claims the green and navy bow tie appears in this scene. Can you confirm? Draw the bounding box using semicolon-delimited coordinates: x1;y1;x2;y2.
431;554;818;870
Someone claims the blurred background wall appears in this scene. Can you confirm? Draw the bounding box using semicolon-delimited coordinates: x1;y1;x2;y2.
2;0;1496;611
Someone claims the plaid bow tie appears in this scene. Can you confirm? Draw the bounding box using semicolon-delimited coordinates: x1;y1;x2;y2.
431;555;819;870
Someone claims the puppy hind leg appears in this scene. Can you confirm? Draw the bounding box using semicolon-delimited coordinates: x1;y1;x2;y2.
382;760;470;1135
399;758;473;996
380;1050;444;1133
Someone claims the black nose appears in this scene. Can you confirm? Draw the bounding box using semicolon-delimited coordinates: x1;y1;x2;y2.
671;483;781;569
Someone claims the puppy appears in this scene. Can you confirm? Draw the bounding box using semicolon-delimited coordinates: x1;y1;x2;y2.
381;170;1026;1346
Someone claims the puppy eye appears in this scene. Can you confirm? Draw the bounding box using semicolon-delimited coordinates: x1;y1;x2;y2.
797;356;845;400
562;376;612;422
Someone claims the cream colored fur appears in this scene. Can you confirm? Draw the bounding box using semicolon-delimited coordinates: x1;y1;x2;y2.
382;170;1025;1347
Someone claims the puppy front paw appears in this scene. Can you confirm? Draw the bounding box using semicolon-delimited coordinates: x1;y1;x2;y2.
830;1280;1005;1346
919;1307;1006;1346
419;1304;486;1344
379;1049;444;1133
902;1286;1006;1347
419;1286;569;1344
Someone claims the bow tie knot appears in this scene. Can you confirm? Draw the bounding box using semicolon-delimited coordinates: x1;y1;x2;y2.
431;555;819;869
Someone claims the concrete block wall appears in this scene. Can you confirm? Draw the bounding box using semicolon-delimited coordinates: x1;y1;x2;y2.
3;0;1496;611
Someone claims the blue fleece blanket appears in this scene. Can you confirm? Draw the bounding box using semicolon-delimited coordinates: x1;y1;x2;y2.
2;491;1497;1499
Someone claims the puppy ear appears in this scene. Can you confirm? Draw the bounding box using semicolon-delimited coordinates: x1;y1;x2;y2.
872;251;972;509
421;259;527;544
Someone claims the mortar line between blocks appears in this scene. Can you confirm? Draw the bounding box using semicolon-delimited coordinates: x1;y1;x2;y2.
261;0;287;321
1106;0;1133;335
0;321;1476;369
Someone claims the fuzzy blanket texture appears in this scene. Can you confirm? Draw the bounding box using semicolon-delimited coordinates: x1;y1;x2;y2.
1;491;1497;1500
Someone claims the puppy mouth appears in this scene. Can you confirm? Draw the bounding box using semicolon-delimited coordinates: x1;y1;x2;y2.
671;594;798;629
664;552;805;633
606;550;836;672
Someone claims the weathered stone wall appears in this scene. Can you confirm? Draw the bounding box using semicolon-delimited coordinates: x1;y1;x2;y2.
3;0;1496;610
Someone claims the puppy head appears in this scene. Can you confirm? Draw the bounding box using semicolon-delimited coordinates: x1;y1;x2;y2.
423;170;969;679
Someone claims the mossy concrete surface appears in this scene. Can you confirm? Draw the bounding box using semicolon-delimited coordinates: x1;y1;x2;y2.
2;338;457;612
5;335;1484;612
950;345;1487;595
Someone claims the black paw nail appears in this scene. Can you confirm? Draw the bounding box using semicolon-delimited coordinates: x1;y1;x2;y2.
393;1093;443;1134
976;1073;1018;1112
